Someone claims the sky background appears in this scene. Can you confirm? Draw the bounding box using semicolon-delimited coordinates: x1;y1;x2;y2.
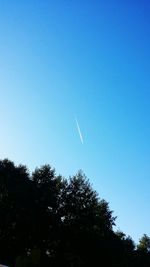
0;0;150;243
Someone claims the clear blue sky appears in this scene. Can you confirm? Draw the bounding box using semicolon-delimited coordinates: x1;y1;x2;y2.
0;0;150;243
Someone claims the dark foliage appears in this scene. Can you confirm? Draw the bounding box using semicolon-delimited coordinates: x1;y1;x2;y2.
0;159;149;266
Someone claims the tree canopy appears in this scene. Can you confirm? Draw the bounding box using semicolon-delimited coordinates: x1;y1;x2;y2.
0;159;149;267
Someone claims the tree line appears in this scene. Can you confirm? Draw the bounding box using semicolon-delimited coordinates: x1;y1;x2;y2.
0;159;149;266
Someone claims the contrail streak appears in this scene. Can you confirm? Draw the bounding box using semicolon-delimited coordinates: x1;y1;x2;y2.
75;116;83;144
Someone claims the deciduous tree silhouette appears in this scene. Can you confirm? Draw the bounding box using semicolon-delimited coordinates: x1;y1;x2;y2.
0;159;149;267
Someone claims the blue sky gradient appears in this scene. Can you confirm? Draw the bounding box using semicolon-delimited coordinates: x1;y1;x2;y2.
0;0;150;242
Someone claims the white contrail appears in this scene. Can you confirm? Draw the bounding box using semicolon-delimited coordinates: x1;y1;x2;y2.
75;116;83;144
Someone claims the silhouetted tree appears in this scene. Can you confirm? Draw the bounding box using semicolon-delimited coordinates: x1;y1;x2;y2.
0;159;149;267
137;234;150;252
54;171;117;266
0;159;36;265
